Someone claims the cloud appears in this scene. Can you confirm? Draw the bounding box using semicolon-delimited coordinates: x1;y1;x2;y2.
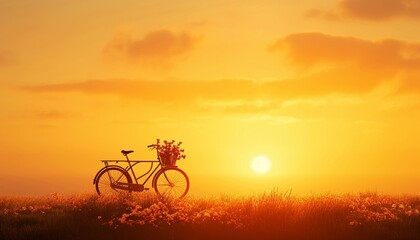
34;110;71;119
22;78;352;119
270;32;420;69
21;33;420;111
21;79;261;103
270;32;420;93
266;69;383;97
19;73;394;105
103;29;197;68
307;0;420;21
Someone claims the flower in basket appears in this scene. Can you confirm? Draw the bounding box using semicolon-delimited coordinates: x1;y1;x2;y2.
155;139;186;166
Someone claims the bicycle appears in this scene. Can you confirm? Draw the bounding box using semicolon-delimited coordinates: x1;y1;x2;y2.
93;144;190;199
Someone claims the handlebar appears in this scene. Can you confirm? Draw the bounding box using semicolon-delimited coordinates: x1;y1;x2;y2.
148;144;157;148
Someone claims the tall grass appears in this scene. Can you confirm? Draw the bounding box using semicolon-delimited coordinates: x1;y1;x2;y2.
1;191;420;240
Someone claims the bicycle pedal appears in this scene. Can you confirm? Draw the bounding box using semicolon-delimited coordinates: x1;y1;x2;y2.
145;188;150;190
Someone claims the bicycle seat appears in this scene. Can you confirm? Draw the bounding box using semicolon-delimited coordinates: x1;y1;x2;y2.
121;150;134;155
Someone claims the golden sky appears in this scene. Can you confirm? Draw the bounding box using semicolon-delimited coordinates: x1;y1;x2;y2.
1;0;420;196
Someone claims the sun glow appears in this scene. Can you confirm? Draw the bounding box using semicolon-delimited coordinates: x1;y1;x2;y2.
251;156;271;174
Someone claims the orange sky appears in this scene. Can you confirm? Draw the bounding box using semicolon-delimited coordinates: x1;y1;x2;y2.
1;0;420;196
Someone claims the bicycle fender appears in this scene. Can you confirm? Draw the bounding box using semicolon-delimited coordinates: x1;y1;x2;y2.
93;165;127;184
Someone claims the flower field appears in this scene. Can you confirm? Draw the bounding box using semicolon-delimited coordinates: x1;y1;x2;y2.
1;191;420;240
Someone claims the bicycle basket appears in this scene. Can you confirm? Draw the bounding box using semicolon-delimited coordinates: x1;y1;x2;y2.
159;154;177;166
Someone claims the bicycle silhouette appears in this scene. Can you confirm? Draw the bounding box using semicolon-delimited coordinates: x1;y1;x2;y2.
93;144;189;199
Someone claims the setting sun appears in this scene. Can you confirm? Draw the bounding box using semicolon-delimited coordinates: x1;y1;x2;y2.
251;156;271;174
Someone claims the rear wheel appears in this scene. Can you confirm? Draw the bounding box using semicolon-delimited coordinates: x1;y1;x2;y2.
95;167;132;195
153;167;189;199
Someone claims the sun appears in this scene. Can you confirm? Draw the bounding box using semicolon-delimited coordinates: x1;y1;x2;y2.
251;156;271;174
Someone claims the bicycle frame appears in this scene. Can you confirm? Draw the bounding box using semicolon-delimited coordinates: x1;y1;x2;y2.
100;157;161;186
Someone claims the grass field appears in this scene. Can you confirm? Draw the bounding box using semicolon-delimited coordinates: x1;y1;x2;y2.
1;191;420;240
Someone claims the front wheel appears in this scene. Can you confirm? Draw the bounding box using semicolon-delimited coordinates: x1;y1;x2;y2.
153;167;189;199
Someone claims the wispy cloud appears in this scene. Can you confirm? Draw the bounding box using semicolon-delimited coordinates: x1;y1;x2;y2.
34;110;72;119
21;33;420;113
307;0;420;21
20;79;276;117
18;73;401;105
103;29;198;68
21;79;261;102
